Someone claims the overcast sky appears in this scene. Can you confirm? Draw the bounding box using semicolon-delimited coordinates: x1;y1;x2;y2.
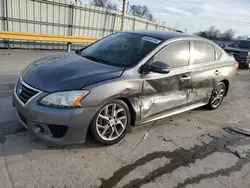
127;0;250;36
83;0;250;36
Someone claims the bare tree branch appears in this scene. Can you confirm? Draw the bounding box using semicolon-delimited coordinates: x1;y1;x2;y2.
90;0;118;10
129;5;155;21
194;26;235;41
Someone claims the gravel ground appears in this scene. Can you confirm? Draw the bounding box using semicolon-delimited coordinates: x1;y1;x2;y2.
1;50;250;188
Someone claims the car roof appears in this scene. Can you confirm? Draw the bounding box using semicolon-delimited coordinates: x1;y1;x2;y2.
123;30;199;41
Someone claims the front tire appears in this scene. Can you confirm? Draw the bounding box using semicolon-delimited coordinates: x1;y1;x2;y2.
90;99;131;145
206;82;226;110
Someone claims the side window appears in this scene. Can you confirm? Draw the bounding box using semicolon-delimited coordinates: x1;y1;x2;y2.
214;46;223;60
193;41;215;64
153;41;190;68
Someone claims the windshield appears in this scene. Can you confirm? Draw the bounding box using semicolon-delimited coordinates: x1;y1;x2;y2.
79;32;162;67
230;40;250;49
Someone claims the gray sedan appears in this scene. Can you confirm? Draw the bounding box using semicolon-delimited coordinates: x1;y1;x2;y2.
13;30;237;145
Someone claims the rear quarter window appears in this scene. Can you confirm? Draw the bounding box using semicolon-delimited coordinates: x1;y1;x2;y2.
214;46;223;60
193;41;215;64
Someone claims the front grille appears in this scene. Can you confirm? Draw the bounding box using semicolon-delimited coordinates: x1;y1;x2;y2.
48;124;68;138
16;81;39;104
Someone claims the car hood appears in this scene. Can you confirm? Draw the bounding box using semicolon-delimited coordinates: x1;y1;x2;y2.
21;52;125;93
224;46;249;53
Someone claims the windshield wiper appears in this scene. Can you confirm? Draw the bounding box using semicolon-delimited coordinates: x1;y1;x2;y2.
84;55;114;66
82;55;109;64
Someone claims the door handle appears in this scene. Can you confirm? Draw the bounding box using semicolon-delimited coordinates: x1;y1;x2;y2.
179;76;191;82
214;70;221;75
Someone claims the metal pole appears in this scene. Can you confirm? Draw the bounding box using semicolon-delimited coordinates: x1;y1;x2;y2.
126;1;129;14
120;0;126;31
111;13;116;34
67;4;74;52
4;0;10;49
133;18;136;30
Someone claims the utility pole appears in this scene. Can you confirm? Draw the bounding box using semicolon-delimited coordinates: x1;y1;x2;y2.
120;0;126;31
126;1;129;13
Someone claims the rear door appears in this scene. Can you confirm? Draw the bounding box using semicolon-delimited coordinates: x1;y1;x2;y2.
189;40;220;103
141;40;192;119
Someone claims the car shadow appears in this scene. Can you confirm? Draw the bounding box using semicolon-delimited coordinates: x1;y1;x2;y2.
0;130;103;157
193;106;208;111
0;106;210;157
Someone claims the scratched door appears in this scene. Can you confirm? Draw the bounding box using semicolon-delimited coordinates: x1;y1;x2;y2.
141;40;192;119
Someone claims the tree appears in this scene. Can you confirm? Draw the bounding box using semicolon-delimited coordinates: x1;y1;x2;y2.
194;31;208;38
236;35;248;40
129;5;155;21
90;0;118;10
220;29;235;41
194;26;235;41
194;26;220;40
207;26;221;40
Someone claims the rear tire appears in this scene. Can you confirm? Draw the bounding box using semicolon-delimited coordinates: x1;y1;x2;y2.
90;99;131;145
206;82;226;110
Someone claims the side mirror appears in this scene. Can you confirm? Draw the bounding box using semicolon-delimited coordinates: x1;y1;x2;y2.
150;61;170;74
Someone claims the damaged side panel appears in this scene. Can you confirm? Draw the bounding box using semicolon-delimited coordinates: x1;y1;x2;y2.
189;68;216;103
82;77;143;122
189;61;234;104
81;62;234;126
141;71;192;119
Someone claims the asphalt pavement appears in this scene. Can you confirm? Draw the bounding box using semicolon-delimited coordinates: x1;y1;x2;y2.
1;49;250;188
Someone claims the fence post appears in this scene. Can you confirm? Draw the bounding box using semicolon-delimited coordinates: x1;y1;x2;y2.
111;13;116;34
120;0;126;31
155;24;158;30
4;0;10;49
133;18;136;30
102;11;109;37
146;21;148;30
67;4;74;52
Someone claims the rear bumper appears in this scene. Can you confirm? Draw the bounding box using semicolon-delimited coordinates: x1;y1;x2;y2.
13;89;99;145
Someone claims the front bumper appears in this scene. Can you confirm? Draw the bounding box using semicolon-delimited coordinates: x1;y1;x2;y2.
13;85;99;145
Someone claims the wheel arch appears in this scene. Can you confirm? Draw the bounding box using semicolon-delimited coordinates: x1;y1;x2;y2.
220;79;229;96
116;97;137;126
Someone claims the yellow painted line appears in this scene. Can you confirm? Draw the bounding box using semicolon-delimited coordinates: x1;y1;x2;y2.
0;31;99;43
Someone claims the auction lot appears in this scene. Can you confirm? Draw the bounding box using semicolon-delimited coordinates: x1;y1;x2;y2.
1;50;250;188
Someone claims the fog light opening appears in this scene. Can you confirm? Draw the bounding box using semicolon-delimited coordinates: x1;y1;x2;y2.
33;124;45;134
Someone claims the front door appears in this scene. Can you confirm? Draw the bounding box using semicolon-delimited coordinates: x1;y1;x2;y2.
141;40;192;119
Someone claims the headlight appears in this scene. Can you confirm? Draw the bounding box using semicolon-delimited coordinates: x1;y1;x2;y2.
39;90;89;107
248;52;250;57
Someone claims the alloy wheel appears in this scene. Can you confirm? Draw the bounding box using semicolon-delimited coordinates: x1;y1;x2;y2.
211;83;226;108
96;103;128;141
